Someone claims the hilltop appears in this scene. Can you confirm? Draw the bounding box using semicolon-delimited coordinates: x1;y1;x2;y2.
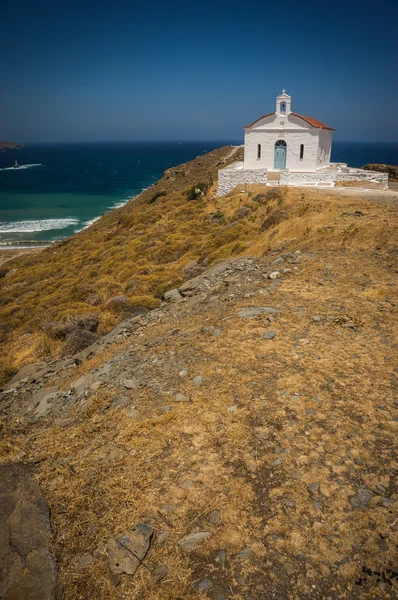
0;146;397;599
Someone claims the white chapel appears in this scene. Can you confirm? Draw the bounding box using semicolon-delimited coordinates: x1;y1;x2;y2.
243;90;334;171
217;91;388;194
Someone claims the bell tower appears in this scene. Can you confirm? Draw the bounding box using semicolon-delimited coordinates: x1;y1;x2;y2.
276;89;291;116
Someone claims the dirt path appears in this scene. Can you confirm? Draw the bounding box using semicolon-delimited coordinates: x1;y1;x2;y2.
305;186;398;206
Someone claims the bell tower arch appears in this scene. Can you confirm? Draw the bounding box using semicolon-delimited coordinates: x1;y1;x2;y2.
276;89;291;116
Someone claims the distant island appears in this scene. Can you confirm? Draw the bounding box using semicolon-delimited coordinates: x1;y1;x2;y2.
0;141;25;150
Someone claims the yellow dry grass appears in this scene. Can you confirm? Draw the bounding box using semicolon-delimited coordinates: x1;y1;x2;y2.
1;148;397;386
1;209;397;597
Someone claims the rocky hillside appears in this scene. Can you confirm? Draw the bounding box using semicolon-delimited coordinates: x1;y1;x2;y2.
1;145;397;385
0;147;397;599
1;241;397;599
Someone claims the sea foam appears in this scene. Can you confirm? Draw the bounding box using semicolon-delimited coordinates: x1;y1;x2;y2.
0;218;79;233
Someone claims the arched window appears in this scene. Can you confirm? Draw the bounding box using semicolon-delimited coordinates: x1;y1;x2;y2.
257;144;261;159
280;102;286;114
300;144;304;160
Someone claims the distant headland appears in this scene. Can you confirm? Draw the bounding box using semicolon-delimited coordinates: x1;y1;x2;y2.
0;141;25;150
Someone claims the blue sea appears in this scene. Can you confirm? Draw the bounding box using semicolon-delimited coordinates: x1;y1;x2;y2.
0;141;397;246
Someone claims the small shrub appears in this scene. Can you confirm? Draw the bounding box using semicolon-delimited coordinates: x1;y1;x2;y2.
147;190;167;204
61;329;98;357
0;358;17;387
43;314;99;339
234;206;251;219
261;209;288;231
103;295;132;315
127;295;161;310
186;182;208;201
298;204;310;217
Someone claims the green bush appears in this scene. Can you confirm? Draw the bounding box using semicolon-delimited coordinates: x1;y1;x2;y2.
186;182;208;201
148;190;167;204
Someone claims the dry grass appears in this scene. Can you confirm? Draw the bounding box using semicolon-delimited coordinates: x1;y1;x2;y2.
1;146;397;385
338;180;383;189
1;237;397;598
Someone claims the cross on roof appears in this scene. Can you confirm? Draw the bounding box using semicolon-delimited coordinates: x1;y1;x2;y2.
282;88;286;94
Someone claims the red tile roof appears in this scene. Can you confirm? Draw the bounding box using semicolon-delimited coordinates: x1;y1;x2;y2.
290;112;335;131
244;112;275;128
244;111;334;131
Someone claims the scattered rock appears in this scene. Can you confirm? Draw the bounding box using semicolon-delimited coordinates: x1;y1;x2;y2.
237;307;278;318
263;330;277;340
313;316;321;322
181;479;194;489
78;553;94;567
381;497;395;507
156;531;171;545
284;562;295;576
179;369;189;378
272;458;282;466
164;289;182;301
178;531;210;552
106;523;153;575
350;488;373;508
35;392;62;418
208;509;221;525
124;379;137;390
227;405;237;413
237;547;252;559
197;578;213;592
151;565;167;582
175;393;190;402
0;463;62;599
308;482;320;493
193;376;203;387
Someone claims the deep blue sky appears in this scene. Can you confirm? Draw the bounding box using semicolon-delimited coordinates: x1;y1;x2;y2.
1;0;397;142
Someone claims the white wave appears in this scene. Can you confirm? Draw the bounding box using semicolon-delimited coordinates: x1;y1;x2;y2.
0;163;42;171
0;218;79;233
110;186;151;210
80;216;101;229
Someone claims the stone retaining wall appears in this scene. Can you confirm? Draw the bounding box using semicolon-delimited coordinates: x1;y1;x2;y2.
334;172;388;188
217;164;268;196
279;171;335;185
217;165;388;195
280;169;388;188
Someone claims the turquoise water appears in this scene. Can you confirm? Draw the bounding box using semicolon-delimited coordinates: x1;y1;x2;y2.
0;141;397;246
0;141;234;245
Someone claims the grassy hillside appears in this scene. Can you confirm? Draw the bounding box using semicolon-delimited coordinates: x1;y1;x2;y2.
1;145;397;383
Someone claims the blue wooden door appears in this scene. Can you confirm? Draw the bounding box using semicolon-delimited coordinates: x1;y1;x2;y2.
274;141;287;169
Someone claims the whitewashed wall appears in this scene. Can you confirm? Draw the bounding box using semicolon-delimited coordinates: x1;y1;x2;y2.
217;165;268;196
244;128;320;171
317;129;333;168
